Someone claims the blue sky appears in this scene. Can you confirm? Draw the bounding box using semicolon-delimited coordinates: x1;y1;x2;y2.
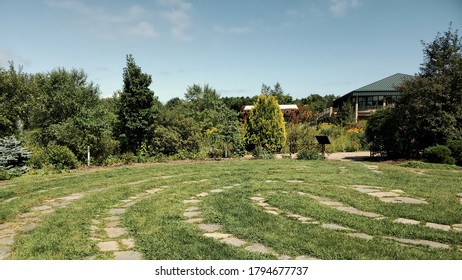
1;0;461;103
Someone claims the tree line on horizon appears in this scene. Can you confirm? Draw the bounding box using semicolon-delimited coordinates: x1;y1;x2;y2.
1;25;461;178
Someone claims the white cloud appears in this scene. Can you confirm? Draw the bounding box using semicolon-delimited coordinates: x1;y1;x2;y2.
214;25;251;34
329;0;359;16
126;22;157;38
46;0;155;38
158;0;194;41
0;50;29;66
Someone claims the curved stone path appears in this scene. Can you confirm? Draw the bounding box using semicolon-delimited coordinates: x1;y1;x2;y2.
90;186;168;260
0;192;88;260
290;191;461;250
182;184;319;260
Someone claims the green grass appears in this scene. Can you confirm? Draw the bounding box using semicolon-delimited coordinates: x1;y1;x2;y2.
1;159;462;259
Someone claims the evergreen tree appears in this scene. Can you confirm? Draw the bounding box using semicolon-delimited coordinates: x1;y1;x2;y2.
244;93;286;153
116;54;156;153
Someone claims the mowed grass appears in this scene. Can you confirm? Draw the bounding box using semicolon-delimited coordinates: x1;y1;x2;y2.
1;159;462;259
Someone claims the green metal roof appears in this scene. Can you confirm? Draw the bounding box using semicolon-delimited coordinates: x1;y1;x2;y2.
333;73;413;106
353;73;413;94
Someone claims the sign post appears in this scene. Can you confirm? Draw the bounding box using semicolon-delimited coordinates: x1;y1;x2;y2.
315;136;331;159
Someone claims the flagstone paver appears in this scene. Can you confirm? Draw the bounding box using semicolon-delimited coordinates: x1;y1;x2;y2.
386;237;450;249
97;241;119;252
394;218;421;225
348;185;428;204
182;187;320;260
91;187;165;260
114;251;143;260
425;223;451;232
0;191;91;260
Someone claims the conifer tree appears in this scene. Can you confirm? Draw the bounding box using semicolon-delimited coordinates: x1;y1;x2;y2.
245;93;286;153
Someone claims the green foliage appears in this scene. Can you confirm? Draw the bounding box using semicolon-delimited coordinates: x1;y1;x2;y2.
447;140;462;166
297;148;322;160
45;145;80;170
245;93;287;154
0;136;31;178
252;147;275;159
116;54;157;153
368;25;462;158
424;145;455;165
365;108;404;157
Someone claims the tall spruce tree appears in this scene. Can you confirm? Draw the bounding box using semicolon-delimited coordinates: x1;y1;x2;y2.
116;54;156;153
244;93;286;153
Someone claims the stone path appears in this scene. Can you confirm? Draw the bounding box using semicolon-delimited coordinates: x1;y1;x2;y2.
0;192;87;260
299;188;462;233
290;191;460;250
252;195;372;241
348;185;428;204
182;185;319;260
90;186;168;260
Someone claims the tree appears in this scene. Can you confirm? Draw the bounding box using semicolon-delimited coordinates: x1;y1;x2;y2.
261;83;293;104
116;54;156;153
244;93;286;153
366;25;462;158
395;24;462;156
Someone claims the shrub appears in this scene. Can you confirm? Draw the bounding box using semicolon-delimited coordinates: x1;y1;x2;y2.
423;145;455;165
297;148;323;160
447;140;462;166
46;145;79;170
252;147;275;159
0;136;32;178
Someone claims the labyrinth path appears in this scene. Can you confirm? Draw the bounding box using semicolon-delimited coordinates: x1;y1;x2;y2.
0;191;92;259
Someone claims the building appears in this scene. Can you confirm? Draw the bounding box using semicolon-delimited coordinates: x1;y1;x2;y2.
332;73;413;121
243;104;299;124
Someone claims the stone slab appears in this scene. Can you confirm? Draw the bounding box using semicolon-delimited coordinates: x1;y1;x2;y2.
336;207;383;218
380;197;428;204
31;205;53;212
387;237;450;249
145;188;161;194
121;238;135;249
183;199;200;204
245;243;272;254
265;210;279;215
347;232;373;240
368;192;400;198
203;232;233;239
0;228;15;236
197;224;221;232
135;193;149;197
394;218;421;225
183;211;201;218
250;197;265;202
321;223;354;231
185;206;199;212
97;241;119;252
0;223;13;230
353;188;381;193
0;246;11;260
210;189;224;193
221;237;246;247
286;180;304;183
104;216;120;221
106;221;120;228
105;227;127;238
319;201;344;207
196;192;209;197
425;222;451;232
184;218;203;224
114;251;143;260
0;237;15;245
295;255;320;260
109;208;126;215
19;223;37;232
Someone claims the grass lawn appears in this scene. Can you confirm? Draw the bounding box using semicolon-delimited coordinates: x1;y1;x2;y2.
1;159;462;260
